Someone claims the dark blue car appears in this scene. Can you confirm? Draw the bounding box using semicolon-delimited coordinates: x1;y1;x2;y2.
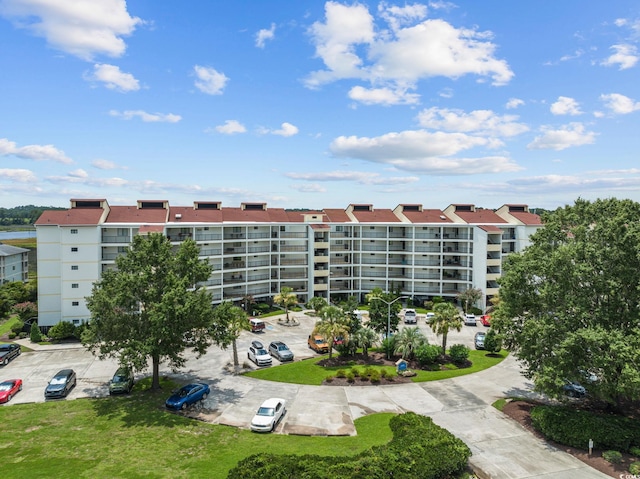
165;383;210;410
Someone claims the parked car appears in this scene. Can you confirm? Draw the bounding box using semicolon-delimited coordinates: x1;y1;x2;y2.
403;309;417;324
464;313;477;326
480;315;491;327
165;383;211;410
45;369;77;399
268;341;294;361
108;366;134;395
250;397;287;432
425;312;435;321
0;378;22;403
308;334;329;353
249;318;266;333
474;332;486;350
563;381;586;398
0;343;21;366
248;343;272;367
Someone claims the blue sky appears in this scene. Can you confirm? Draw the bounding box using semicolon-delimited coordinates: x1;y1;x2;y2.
1;1;639;211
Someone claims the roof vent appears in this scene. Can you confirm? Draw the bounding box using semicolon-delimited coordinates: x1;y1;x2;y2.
175;213;182;219
439;215;447;220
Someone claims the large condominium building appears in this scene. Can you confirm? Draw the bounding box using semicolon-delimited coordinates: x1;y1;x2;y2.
35;198;542;328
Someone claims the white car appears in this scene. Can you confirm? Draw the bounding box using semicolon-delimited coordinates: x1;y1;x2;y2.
248;342;272;367
403;309;417;324
425;312;435;320
464;313;477;326
251;397;286;432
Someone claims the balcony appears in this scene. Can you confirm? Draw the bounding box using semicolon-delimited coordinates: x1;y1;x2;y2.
195;232;222;241
199;247;222;256
280;245;307;252
224;233;246;240
102;235;131;243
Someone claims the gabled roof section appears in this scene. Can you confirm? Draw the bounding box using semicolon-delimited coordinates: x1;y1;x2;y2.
169;206;223;223
495;204;543;225
402;209;453;224
508;211;543;225
35;208;105;226
106;205;168;223
322;209;352;223
349;208;402;223
0;244;28;256
454;208;507;224
479;225;503;232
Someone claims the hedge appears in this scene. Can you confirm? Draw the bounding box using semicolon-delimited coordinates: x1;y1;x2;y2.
227;413;471;479
530;405;640;452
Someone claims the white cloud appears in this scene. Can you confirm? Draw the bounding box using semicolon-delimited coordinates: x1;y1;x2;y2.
255;23;275;48
416;107;529;137
68;169;88;178
550;96;582;116
527;123;596;151
214;120;247;135
305;2;513;95
601;44;638;70
85;63;139;91
600;93;640;114
268;122;299;137
0;138;72;164
506;98;524;109
348;85;419;105
290;183;327;193
194;65;229;95
0;0;142;61
92;159;127;170
285;170;419;185
0;168;38;182
329;129;521;175
109;110;181;123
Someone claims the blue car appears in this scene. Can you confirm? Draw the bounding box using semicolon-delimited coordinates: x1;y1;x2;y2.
165;383;210;410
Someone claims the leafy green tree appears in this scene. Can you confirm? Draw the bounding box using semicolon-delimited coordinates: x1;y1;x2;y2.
314;305;350;359
273;286;298;323
211;301;250;372
394;326;426;360
12;301;37;321
366;288;403;336
494;198;640;408
306;296;328;314
352;327;378;358
29;321;42;342
427;302;462;354
456;288;483;313
483;329;502;354
83;233;214;390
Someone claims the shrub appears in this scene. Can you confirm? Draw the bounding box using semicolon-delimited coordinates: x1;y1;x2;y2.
30;321;42;342
10;320;24;335
379;369;388;379
351;368;360;378
12;301;37;322
448;344;469;365
530;405;640;452
346;372;355;383
336;369;346;378
325;377;333;383
629;462;640;474
483;329;503;354
602;450;622;464
415;344;441;366
18;332;27;339
369;370;381;383
48;321;77;340
423;300;434;310
363;366;375;378
630;446;640;457
8;332;16;339
432;296;444;305
359;374;369;382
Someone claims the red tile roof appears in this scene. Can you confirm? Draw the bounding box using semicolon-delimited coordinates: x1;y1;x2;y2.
454;209;507;224
508;211;543;225
479;225;503;232
106;206;168;223
322;209;352;223
350;209;401;223
168;206;223;222
402;209;453;223
35;208;104;226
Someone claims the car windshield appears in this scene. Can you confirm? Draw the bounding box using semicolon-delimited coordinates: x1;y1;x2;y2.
113;375;128;383
50;377;67;385
257;349;268;355
278;345;288;350
0;345;10;351
0;383;12;390
257;407;275;416
315;339;324;344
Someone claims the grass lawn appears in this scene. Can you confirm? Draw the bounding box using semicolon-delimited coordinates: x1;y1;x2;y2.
0;376;394;479
246;350;508;385
0;315;21;336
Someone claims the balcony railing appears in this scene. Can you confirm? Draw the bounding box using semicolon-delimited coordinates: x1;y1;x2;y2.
102;235;130;243
195;233;222;241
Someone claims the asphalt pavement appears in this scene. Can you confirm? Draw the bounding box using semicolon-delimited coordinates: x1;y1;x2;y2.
2;312;608;479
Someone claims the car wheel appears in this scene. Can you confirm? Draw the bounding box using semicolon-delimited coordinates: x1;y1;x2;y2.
7;394;11;402
181;402;188;411
18;384;22;391
2;358;7;365
202;392;208;399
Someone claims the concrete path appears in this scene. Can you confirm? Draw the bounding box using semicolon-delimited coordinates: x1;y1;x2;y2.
8;323;609;479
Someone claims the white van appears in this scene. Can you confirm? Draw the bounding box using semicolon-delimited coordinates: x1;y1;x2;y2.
403;309;417;324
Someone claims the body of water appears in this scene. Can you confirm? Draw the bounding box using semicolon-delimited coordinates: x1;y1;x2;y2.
0;230;36;240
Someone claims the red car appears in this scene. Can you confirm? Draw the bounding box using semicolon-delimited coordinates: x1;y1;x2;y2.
0;379;22;403
480;315;491;327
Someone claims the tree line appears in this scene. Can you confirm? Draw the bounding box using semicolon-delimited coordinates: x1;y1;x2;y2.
0;205;65;226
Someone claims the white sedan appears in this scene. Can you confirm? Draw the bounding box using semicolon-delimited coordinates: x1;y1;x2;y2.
250;398;286;432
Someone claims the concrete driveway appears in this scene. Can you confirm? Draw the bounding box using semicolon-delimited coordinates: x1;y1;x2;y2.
2;312;608;478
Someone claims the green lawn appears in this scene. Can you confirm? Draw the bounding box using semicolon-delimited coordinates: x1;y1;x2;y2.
0;315;21;336
246;349;508;385
0;377;394;479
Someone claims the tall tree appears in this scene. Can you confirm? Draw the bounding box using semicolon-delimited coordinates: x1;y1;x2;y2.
427;302;462;354
494;198;640;408
456;287;482;313
307;296;328;315
83;233;213;390
366;288;403;336
273;286;298;323
211;302;250;372
314;305;350;359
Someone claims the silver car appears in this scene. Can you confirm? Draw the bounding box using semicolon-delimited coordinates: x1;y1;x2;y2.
268;341;294;361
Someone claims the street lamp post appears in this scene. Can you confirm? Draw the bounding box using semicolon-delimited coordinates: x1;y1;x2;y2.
372;295;408;358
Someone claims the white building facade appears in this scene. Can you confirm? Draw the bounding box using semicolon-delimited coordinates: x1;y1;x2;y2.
35;199;542;328
0;244;29;284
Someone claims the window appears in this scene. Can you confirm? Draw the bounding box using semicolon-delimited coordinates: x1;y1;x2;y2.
71;247;78;252
71;265;78;270
72;301;79;306
72;319;80;325
71;229;78;234
72;283;79;289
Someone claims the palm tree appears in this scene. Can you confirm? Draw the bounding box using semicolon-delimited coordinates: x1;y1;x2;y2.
314;305;350;359
427;302;463;354
307;296;328;315
456;287;482;314
353;327;378;358
211;301;251;372
273;286;298;323
394;326;426;360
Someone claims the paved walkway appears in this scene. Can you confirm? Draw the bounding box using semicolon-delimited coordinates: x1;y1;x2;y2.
11;335;609;479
